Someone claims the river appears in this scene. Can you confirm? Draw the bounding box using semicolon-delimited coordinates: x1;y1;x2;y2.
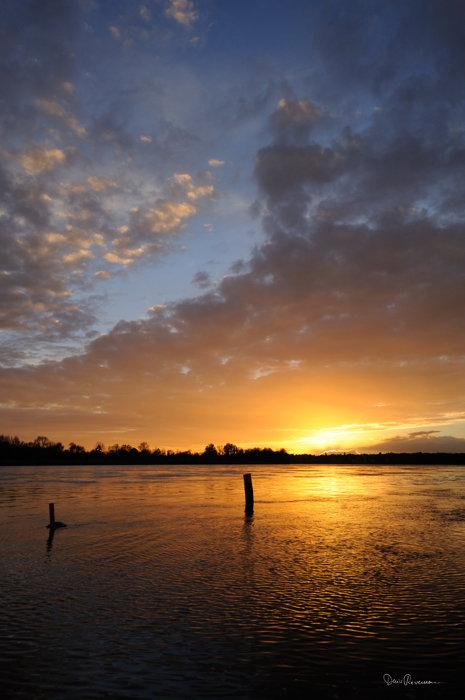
1;463;464;698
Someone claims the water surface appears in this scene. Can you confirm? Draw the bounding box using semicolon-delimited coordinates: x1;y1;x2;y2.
1;464;464;699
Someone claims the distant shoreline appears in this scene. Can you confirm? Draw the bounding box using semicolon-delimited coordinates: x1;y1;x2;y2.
1;434;465;467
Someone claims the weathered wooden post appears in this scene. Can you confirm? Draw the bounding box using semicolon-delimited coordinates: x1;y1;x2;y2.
243;473;254;515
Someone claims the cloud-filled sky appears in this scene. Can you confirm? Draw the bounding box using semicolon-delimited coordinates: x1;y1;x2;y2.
1;0;465;453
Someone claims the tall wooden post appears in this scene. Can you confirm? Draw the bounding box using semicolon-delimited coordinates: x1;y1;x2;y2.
243;473;254;515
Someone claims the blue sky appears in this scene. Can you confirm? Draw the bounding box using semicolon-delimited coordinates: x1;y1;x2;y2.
1;0;465;453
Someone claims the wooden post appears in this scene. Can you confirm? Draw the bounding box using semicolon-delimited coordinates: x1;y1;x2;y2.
49;503;55;529
243;473;254;515
46;503;66;529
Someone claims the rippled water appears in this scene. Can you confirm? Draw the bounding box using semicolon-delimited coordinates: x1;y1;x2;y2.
1;464;464;699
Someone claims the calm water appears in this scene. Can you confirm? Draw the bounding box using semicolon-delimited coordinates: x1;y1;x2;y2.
1;464;464;700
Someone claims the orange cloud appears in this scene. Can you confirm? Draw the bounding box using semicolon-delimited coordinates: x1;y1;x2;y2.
21;145;66;173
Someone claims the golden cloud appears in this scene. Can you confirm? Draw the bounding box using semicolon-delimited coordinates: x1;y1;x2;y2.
21;145;66;174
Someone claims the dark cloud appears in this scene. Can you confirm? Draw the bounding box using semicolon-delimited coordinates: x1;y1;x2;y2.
268;98;328;145
358;432;465;454
255;143;344;202
309;0;465;103
192;271;211;289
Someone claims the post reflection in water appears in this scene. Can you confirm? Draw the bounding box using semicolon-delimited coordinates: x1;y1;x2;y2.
242;513;254;562
46;529;54;554
0;463;464;699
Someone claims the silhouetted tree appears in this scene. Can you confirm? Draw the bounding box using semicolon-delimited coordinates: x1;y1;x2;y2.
223;443;241;461
69;442;85;454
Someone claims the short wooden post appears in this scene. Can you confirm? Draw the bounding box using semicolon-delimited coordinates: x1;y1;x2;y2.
46;503;66;529
49;503;55;529
243;473;254;515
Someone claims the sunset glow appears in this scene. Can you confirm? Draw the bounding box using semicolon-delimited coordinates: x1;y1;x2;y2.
1;0;465;454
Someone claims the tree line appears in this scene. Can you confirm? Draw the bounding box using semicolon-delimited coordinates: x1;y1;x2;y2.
1;434;465;466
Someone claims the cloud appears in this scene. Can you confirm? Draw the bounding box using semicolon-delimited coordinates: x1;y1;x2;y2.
171;173;214;200
208;159;225;167
255;142;343;207
165;0;198;28
97;173;215;264
86;176;119;193
36;99;86;137
192;271;211;289
139;6;150;23
130;200;197;234
109;25;121;40
0;1;209;359
269;99;326;144
21;145;67;174
358;432;465;454
1;0;465;451
0;155;213;344
62;249;95;265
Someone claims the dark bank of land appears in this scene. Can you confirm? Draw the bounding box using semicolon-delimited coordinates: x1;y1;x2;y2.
1;434;465;466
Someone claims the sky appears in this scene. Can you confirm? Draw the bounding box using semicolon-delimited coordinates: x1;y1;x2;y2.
1;0;465;454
